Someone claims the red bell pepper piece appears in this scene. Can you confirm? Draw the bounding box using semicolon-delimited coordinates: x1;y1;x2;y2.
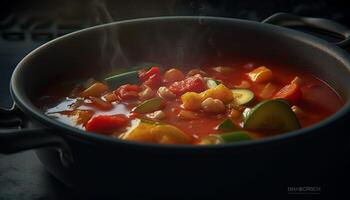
114;84;141;100
273;83;302;105
139;66;162;89
86;114;129;134
168;76;206;96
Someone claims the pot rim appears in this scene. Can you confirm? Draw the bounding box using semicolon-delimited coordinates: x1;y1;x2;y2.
10;16;350;152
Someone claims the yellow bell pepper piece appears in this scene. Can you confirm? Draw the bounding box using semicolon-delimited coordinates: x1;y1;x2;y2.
247;66;273;83
181;92;204;110
201;84;233;104
122;121;191;144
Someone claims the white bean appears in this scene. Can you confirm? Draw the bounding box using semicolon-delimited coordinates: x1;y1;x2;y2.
201;98;225;113
157;87;176;99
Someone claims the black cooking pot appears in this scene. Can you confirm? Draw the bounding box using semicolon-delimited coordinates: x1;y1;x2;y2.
1;13;350;197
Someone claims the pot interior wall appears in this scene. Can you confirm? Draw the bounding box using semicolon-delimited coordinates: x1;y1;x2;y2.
14;17;350;105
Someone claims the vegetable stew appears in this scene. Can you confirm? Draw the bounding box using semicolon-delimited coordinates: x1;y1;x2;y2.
38;63;344;145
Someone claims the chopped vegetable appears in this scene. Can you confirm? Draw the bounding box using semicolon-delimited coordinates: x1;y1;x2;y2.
201;84;234;104
103;92;118;102
178;110;199;120
169;76;206;96
181;92;203;110
41;63;343;146
139;66;162;89
89;97;113;110
258;83;277;99
229;109;241;119
133;97;164;113
80;82;108;98
273;83;302;105
146;110;166;120
73;110;94;125
163;68;185;83
122;121;191;144
187;68;207;77
206;79;220;89
244;99;301;133
232;89;254;105
291;76;302;85
114;84;141;100
199;131;252;144
104;71;139;88
247;66;273;83
212;66;233;73
138;86;155;100
201;98;225;113
157;86;176;99
217;119;239;132
86;114;129;134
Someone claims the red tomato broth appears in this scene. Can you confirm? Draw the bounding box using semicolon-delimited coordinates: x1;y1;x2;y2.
37;63;344;144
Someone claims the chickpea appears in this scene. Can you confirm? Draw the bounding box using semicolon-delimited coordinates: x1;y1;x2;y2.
187;68;207;77
201;98;226;113
178;110;199;120
146;110;166;120
229;108;241;119
139;86;155;100
158;86;176;99
163;68;185;83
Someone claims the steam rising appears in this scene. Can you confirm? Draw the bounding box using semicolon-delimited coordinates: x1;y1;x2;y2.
90;0;129;70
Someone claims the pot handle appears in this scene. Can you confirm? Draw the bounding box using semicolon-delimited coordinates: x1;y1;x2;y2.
262;12;350;48
0;104;73;166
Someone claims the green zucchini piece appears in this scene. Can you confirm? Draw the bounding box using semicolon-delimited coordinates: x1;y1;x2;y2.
139;118;166;125
217;119;239;132
206;79;218;88
206;79;222;88
244;99;301;133
232;89;254;105
201;131;252;144
104;71;139;88
132;97;163;114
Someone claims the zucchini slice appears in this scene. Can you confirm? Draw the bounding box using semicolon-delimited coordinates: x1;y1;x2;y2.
132;97;164;114
217;118;240;132
104;71;139;88
104;63;160;88
244;99;301;133
206;79;221;89
200;131;252;144
232;89;254;105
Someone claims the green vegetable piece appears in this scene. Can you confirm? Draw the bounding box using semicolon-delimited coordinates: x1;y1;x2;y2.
275;98;292;106
104;71;139;88
133;97;163;114
244;99;301;133
140;118;165;125
218;131;252;142
201;131;252;145
232;89;254;105
217;119;239;132
206;79;218;89
206;79;222;89
104;63;160;88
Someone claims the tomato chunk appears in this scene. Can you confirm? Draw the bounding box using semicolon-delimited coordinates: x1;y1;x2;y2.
114;84;141;100
169;76;206;96
273;83;302;104
86;115;129;134
139;66;162;89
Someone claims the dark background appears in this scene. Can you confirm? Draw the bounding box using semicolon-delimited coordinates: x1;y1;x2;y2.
1;0;349;199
